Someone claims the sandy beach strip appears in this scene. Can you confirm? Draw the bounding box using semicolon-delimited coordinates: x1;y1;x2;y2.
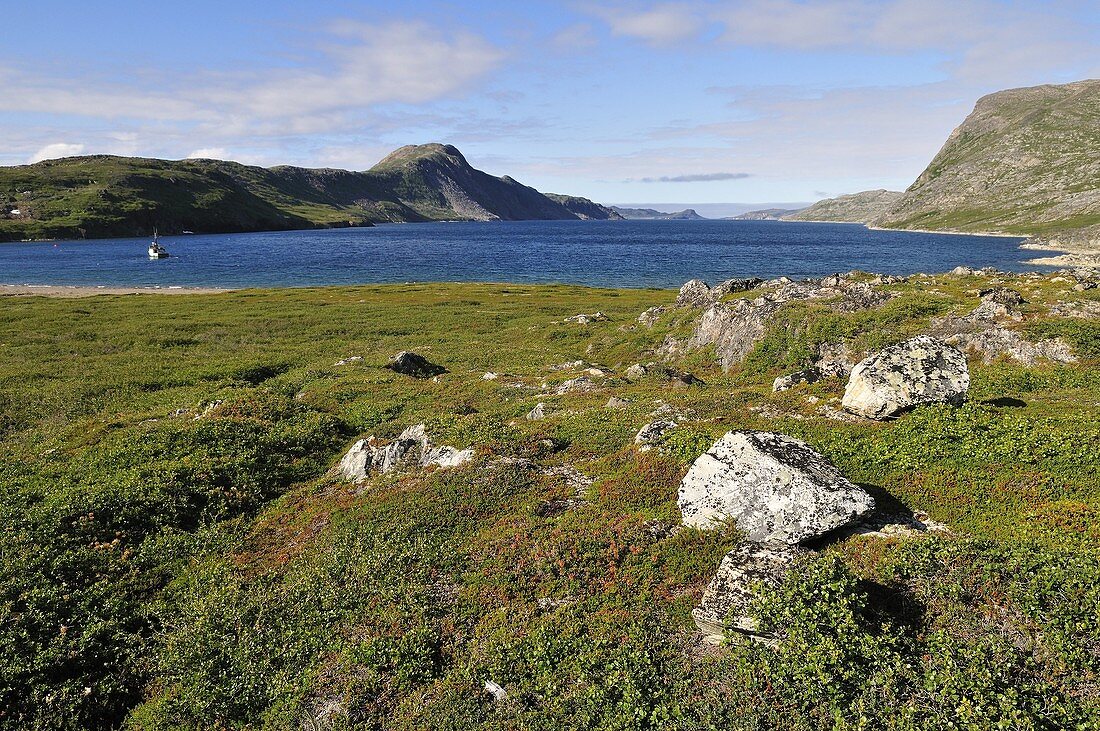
0;284;232;298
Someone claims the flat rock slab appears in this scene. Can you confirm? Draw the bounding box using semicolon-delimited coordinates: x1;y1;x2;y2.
678;431;874;543
693;541;808;643
842;335;969;419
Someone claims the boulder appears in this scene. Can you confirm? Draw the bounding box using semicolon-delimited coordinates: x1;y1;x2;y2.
555;376;598;394
525;402;547;420
634;419;677;452
385;351;447;378
606;396;631;409
676;279;713;307
678;431;874;542
663;367;704;388
692;542;808;643
841;336;969;419
691;298;782;370
772;367;822;392
338;438;377;481
624;363;649;381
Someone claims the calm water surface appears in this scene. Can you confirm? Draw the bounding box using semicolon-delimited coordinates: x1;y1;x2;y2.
0;220;1039;289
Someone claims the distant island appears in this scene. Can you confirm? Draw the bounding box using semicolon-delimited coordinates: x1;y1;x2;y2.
610;206;707;220
0;143;620;242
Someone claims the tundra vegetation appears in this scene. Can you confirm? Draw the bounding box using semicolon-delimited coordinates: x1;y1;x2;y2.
1;271;1098;730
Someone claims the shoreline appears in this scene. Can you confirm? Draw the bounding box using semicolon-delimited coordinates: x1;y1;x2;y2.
0;284;232;298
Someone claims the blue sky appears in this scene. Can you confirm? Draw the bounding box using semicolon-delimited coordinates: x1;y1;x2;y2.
2;0;1097;207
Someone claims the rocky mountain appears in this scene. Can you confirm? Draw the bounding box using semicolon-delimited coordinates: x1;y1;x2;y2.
0;143;620;241
875;79;1100;247
611;206;706;220
782;190;903;224
728;207;805;220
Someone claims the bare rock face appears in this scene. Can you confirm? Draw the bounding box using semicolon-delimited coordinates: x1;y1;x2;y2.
677;431;874;542
842;336;969;419
691;298;783;370
692;542;808;643
677;279;713;307
385;351;447;378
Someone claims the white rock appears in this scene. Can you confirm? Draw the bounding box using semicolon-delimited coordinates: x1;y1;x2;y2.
677;431;874;542
842;336;969;420
526;403;547;420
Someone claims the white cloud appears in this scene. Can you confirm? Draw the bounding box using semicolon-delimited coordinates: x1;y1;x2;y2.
186;147;230;160
592;3;704;45
27;143;85;163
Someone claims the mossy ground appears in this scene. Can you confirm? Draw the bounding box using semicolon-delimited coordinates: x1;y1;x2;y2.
1;274;1098;730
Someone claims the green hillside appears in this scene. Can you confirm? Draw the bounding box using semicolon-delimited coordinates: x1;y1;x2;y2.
877;79;1100;243
0;145;618;242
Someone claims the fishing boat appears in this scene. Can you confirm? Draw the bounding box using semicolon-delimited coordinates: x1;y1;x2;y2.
148;230;170;259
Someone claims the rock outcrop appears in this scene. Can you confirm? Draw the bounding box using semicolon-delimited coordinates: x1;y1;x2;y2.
677;431;874;542
634;420;677;452
676;279;713;307
842;336;969;419
338;424;473;481
929;292;1076;366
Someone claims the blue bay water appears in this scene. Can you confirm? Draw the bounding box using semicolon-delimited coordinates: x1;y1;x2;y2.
0;219;1040;289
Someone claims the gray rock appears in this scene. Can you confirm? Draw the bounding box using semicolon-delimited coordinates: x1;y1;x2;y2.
634;419;677;452
338;438;377;481
677;279;713;307
385;351;447;378
693;542;808;643
929;299;1074;366
677;431;874;542
814;341;856;377
525;402;547;420
555;376;598;394
637;306;666;327
663;367;704;388
842;336;969;419
624;363;649;381
979;287;1026;307
772;367;822;392
564;311;608;324
713;277;765;298
606;396;631;409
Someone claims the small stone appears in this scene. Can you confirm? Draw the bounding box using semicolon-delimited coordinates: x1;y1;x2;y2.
637;306;666;327
334;355;363;366
564;311;609;324
624;363;649;381
606;396;631;409
526;402;547;420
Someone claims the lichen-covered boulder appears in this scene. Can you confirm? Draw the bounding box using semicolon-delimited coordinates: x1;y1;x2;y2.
841;336;969;419
676;279;713;307
634;420;677;452
385;351;447;378
692;542;808;643
677;431;874;542
337;424;472;481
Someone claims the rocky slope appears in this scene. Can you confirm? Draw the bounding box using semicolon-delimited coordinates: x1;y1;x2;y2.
0;144;620;241
876;80;1100;247
783;190;903;224
545;193;625;220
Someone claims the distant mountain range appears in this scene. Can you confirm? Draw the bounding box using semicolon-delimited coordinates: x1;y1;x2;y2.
610;207;706;220
784;190;904;224
0;143;620;241
727;207;805;221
